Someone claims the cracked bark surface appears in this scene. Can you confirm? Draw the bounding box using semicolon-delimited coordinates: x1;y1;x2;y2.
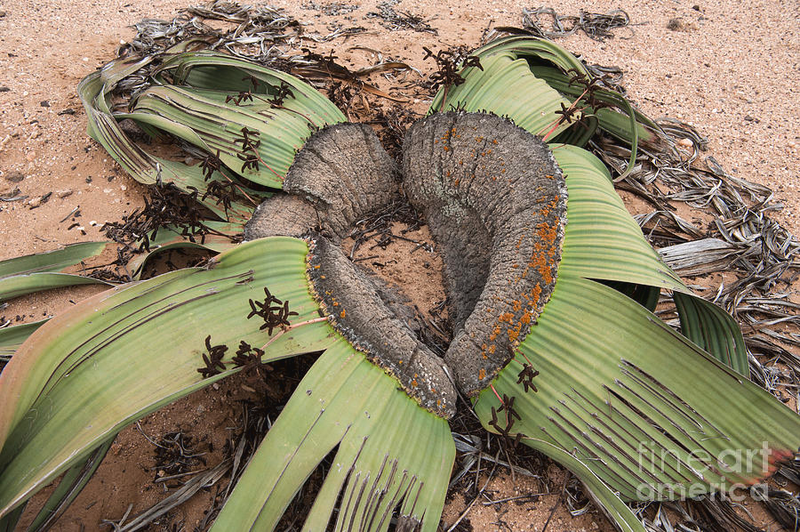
245;122;456;418
404;112;567;396
246;112;567;413
244;122;400;241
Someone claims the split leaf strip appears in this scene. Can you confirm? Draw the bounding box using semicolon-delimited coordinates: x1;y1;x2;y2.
211;339;454;532
529;64;660;149
0;237;335;518
138;51;348;187
475;275;799;501
0;321;47;360
428;52;576;139
79;55;283;222
24;437;114;532
0;242;112;303
0;242;108;279
79;66;250;221
524;439;647;532
674;292;749;376
429;36;660;181
0;274;111;304
553;144;748;374
470;36;660;145
126;220;244;279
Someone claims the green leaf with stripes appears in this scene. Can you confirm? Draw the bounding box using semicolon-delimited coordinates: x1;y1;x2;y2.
212;339;454;532
553;144;748;374
475;275;798;501
0;242;108;279
0;237;335;518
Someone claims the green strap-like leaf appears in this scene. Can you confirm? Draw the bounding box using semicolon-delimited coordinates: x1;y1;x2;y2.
523;439;646;532
554;144;686;291
674;292;749;375
128;84;323;187
78;62;259;222
553;144;749;374
0;242;112;303
0;242;108;279
212;338;454;532
428;52;575;138
158;51;347;122
529;64;661;149
469;35;589;73
125;220;244;279
0;273;111;303
0;320;48;360
25;437;113;532
464;36;662;155
475;275;799;502
0;237;335;519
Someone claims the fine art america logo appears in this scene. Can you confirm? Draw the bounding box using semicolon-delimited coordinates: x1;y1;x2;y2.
634;441;779;501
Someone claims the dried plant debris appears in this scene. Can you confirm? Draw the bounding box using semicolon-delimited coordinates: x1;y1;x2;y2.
101;182;212;254
150;430;207;485
302;1;359;16
518;7;632;41
367;0;437;34
371;104;422;159
422;46;483;93
596;116;799;379
122;1;321;66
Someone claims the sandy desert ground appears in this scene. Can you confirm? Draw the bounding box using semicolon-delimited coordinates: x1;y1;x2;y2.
0;0;798;530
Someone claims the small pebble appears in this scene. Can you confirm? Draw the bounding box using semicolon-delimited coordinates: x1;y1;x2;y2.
56;189;73;198
677;138;693;148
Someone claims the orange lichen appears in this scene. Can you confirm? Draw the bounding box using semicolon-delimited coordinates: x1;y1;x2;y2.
531;283;542;304
340;309;346;319
479;368;486;380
